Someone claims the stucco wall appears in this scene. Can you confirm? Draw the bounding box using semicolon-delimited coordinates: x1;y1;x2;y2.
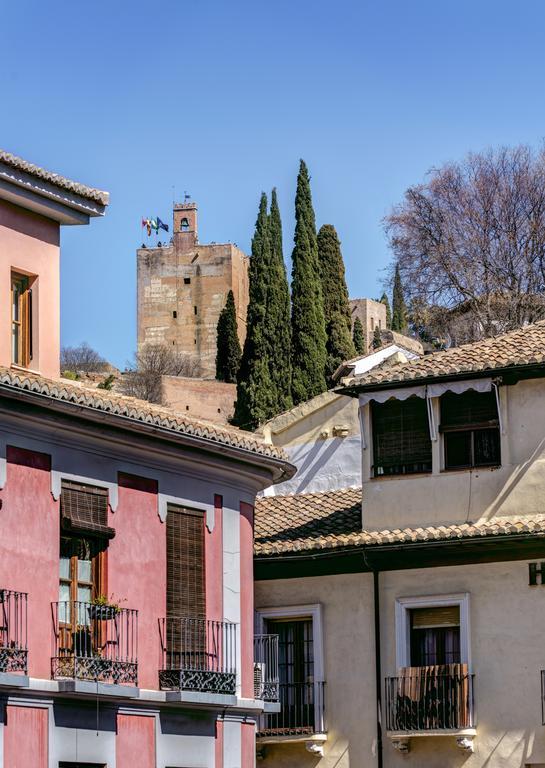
162;375;236;424
362;378;545;530
256;557;545;768
0;198;60;379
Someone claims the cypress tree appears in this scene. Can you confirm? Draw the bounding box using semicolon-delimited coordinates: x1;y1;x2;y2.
317;224;356;385
291;160;327;404
353;316;365;354
215;290;241;383
372;325;382;350
233;194;275;430
380;292;392;328
391;264;408;332
267;188;293;412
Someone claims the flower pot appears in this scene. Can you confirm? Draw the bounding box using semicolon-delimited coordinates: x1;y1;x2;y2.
87;604;118;621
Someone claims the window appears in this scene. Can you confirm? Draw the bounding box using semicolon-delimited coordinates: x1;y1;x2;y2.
180;217;189;231
194;306;198;315
184;277;191;285
440;390;500;470
372;396;432;477
410;605;460;666
11;272;32;367
166;506;205;620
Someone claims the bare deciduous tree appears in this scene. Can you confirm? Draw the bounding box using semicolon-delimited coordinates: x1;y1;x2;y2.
120;344;201;404
61;342;108;375
384;145;545;345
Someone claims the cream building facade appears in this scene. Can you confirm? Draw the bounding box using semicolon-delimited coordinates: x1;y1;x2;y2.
254;322;545;768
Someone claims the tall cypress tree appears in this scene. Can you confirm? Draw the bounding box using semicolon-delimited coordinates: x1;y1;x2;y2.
353;316;365;354
372;325;382;350
215;290;241;383
291;160;327;404
317;224;355;385
391;264;408;332
233;194;275;430
267;188;292;412
380;292;392;328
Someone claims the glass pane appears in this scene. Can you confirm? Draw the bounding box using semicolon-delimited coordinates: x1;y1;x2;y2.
59;557;70;580
474;428;500;466
12;284;20;321
444;431;471;469
59;582;71;603
59;584;71;623
11;323;19;364
78;585;91;604
78;559;92;582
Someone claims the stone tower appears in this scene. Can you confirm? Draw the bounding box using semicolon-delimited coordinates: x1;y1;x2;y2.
137;202;249;378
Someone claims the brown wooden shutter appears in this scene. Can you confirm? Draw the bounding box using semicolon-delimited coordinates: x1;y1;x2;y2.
60;481;115;539
411;605;460;628
166;505;206;619
440;390;498;429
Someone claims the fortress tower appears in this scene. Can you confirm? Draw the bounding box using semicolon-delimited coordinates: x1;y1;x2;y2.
137;201;249;378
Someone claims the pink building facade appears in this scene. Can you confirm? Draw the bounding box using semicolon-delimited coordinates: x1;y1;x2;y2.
0;151;291;768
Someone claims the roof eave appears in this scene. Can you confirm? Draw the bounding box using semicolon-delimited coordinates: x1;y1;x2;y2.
0;161;108;225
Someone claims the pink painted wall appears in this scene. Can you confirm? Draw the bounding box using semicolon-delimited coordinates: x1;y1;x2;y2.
0;199;60;379
239;501;254;699
4;705;48;768
205;494;223;622
109;473;163;689
116;713;155;768
241;720;255;768
215;718;224;768
0;447;57;678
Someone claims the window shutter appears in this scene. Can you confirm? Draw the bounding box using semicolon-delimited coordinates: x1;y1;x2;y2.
441;390;498;429
166;505;206;620
60;481;114;538
411;605;460;629
372;397;432;471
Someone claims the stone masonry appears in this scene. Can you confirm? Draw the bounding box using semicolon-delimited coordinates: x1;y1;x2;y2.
137;202;249;378
349;297;387;352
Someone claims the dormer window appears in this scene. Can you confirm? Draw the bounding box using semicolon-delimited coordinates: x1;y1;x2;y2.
372;396;432;477
440;390;500;470
11;272;32;368
180;218;189;232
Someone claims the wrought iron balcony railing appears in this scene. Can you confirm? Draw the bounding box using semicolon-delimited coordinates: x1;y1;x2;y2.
385;667;475;732
159;617;237;695
0;589;28;676
254;634;279;702
257;681;326;737
51;601;138;686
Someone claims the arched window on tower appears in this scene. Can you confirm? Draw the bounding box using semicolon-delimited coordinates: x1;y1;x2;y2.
180;218;189;232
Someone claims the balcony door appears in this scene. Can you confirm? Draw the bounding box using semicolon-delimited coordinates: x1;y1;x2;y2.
267;618;315;733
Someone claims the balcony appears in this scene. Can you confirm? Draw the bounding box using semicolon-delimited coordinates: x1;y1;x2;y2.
51;601;138;690
257;681;327;755
159;617;237;696
385;666;476;753
0;589;28;683
254;634;279;703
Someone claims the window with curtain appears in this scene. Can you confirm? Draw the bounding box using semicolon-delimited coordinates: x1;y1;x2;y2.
440;390;500;470
372;396;432;477
410;605;461;666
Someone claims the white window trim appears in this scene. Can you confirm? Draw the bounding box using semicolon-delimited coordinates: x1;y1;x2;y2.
255;603;325;683
395;593;471;671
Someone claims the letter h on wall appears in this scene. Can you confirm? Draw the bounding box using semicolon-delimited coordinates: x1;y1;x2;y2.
529;563;545;585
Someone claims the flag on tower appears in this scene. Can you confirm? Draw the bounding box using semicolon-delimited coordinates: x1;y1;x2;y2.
157;217;169;233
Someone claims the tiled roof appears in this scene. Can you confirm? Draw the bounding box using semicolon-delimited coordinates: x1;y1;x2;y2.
342;321;545;390
0;367;288;463
254;487;545;556
0;149;109;206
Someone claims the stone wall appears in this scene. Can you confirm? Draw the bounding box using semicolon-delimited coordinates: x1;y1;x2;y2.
349;297;387;351
161;375;237;425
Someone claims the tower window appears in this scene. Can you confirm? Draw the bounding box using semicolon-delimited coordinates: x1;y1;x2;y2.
184;277;191;285
194;306;198;315
172;310;177;319
180;218;189;232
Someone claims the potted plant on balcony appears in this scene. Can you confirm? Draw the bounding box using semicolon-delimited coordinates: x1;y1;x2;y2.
87;594;124;621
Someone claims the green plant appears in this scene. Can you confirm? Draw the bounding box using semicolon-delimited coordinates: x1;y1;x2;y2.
91;593;125;612
97;374;116;390
62;370;79;381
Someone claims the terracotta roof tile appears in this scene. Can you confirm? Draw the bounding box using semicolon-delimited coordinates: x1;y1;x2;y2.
342;321;545;389
254;487;545;556
0;367;287;462
0;149;109;206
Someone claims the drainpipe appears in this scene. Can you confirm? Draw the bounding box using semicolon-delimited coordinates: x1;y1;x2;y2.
373;568;383;768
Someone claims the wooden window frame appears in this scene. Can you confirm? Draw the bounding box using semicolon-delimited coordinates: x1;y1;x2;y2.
11;271;32;368
440;390;501;471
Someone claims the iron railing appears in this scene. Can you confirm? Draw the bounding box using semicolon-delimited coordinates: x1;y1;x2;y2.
257;681;326;736
385;668;475;731
254;634;279;702
0;589;27;675
541;670;545;725
51;601;138;686
159;617;237;694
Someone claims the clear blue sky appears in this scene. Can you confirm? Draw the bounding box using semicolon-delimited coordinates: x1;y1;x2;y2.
3;0;545;368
